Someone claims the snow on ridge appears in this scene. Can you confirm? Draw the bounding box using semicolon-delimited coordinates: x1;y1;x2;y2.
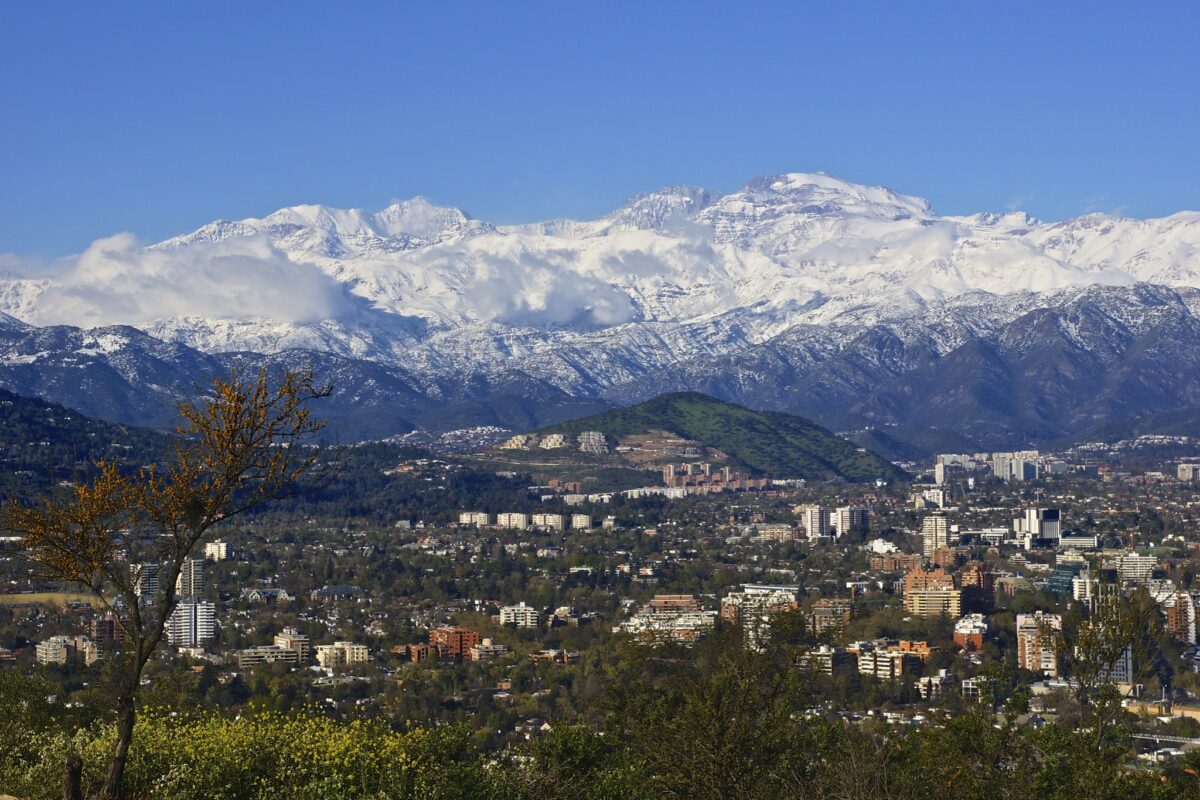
3;171;1200;381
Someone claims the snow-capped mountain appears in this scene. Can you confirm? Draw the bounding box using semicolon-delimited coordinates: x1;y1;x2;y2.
4;171;1200;447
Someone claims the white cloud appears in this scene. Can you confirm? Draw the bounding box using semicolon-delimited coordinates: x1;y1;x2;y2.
15;233;357;328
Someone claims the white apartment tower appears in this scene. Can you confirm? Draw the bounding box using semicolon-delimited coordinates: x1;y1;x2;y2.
1016;508;1062;550
834;506;869;536
801;506;831;539
921;514;950;558
499;601;540;628
167;599;216;647
203;540;229;561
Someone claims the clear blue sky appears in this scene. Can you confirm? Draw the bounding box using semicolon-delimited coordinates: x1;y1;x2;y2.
2;2;1198;256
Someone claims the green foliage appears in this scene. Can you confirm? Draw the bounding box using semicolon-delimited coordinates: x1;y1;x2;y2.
0;663;1192;800
543;392;905;482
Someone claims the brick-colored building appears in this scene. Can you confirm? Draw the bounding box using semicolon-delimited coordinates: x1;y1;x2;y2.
430;626;482;661
1016;612;1061;677
953;613;988;651
903;566;956;593
869;552;922;573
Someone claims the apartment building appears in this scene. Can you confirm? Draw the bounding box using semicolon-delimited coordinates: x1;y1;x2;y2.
237;645;300;669
315;641;370;669
273;627;311;663
499;602;540;628
166;599;216;648
720;584;801;649
1016;612;1061;677
430;626;481;660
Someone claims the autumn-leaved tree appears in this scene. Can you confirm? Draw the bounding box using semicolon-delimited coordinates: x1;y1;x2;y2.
2;368;329;800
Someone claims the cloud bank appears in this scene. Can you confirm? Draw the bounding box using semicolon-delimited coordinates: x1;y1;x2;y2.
17;233;357;328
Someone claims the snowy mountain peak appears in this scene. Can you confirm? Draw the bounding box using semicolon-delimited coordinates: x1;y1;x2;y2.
737;172;933;218
606;185;722;230
372;197;492;240
6;168;1200;377
261;204;376;235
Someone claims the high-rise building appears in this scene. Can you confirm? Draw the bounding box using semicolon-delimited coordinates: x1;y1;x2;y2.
903;566;955;592
36;636;75;665
131;563;160;604
1166;593;1197;644
496;512;530;529
800;506;830;539
176;557;205;598
1012;457;1039;481
1178;463;1200;482
167;599;216;648
1114;553;1157;583
833;506;870;536
903;589;962;617
531;513;566;531
1047;561;1085;599
902;565;960;617
921;514;950;558
808;598;853;635
992;454;1013;480
88;613;120;644
1015;508;1061;549
959;562;995;609
1016;611;1061;676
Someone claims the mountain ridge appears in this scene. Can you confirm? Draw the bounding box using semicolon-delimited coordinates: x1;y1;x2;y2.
3;170;1200;446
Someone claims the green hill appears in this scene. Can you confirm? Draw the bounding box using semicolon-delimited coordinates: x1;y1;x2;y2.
847;425;982;462
0;388;169;500
540;392;905;482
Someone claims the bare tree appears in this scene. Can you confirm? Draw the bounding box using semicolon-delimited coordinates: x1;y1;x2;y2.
2;368;329;800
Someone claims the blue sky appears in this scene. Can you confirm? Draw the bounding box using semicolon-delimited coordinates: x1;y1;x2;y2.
2;2;1198;256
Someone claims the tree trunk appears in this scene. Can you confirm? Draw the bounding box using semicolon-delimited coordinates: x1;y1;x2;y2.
62;752;82;800
98;695;136;800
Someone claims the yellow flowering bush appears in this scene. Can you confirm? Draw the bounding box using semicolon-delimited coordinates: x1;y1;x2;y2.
1;705;507;800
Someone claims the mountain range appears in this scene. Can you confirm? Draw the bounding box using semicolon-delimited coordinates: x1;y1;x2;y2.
4;171;1200;448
